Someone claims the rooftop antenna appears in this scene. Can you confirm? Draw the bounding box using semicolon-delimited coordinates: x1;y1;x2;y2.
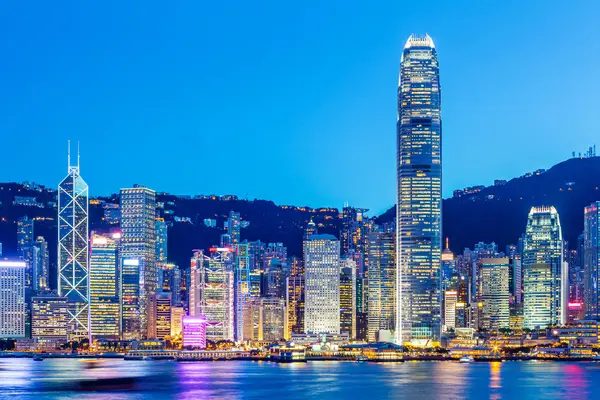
77;141;80;171
67;140;71;170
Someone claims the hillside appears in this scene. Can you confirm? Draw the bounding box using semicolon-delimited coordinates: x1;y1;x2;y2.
377;157;600;251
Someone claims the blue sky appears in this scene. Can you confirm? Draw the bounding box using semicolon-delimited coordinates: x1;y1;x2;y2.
0;1;598;215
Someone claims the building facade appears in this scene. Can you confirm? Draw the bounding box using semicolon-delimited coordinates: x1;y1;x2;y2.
367;231;396;342
304;234;340;334
584;202;600;319
396;34;442;344
89;234;120;340
0;261;26;338
31;295;68;346
58;148;90;340
479;258;510;331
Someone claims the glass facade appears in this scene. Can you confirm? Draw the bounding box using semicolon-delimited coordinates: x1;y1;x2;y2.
584;202;600;319
367;231;396;342
396;34;442;344
58;154;89;340
479;258;510;331
523;206;566;329
89;234;120;340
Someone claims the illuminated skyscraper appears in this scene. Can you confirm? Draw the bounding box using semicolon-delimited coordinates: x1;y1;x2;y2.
120;258;141;339
31;295;68;347
17;216;34;287
242;297;286;342
190;249;234;341
0;261;26;338
584;202;600;319
286;257;305;336
479;258;510;331
32;236;49;292
159;263;181;304
89;234;120;340
58;144;90;340
120;185;157;338
340;258;356;339
148;292;172;339
155;218;168;264
367;232;396;342
443;290;457;331
304;234;340;334
234;242;250;341
396;34;442;344
227;211;241;245
523;206;567;329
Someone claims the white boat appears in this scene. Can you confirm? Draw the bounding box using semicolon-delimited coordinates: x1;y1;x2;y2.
459;355;474;363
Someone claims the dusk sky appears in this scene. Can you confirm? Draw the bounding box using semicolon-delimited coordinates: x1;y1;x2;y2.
0;1;598;214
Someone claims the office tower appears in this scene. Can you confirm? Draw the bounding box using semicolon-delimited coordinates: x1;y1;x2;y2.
58;144;90;340
304;234;340;334
443;290;457;331
121;258;141;339
356;276;367;340
304;218;317;240
89;234;120;340
509;257;522;304
441;239;455;291
263;243;288;271
190;249;234;341
148;292;172;339
523;206;567;329
479;258;510;331
396;34;442;344
340;258;356;339
367;231;396;342
585;203;600;318
31;295;68;347
286;257;305;336
220;234;232;248
233;242;250;341
159;263;181;303
120;185;157;337
155;218;168;264
0;261;26;338
182;316;207;349
264;258;285;298
341;206;369;254
17;216;34;287
32;236;49;292
243;297;287;342
171;306;184;337
248;240;266;271
227;211;241;245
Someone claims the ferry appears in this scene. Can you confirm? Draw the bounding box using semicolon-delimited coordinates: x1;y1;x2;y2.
356;355;369;362
270;346;306;363
459;355;474;363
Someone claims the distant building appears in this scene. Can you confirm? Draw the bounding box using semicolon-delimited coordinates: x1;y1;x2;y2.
443;290;457;331
523;206;567;329
584;202;600;319
367;231;395;342
90;234;120;340
16;216;34;287
0;261;26;338
120;185;157;338
155;218;168;264
227;211;241;245
32;236;49;292
304;234;340;334
340;258;356;339
264;258;285;299
479;258;510;331
286;257;305;336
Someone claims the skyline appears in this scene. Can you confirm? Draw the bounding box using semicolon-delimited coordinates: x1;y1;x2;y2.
0;2;599;214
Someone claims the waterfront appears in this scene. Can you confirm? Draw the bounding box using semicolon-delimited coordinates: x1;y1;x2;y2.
0;359;598;399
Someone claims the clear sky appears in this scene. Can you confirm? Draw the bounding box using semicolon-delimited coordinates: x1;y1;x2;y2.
0;1;598;215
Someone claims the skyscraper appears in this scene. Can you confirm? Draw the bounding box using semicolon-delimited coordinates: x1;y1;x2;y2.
286;257;305;336
396;34;442;344
523;206;567;329
89;233;120;340
340;258;357;339
227;211;241;245
17;216;34;288
479;258;510;331
120;185;157;338
584;202;600;319
58;144;90;340
31;295;68;347
148;292;172;339
0;260;26;338
234;242;250;341
32;236;49;292
304;234;340;334
190;249;234;342
367;231;396;342
155;218;168;264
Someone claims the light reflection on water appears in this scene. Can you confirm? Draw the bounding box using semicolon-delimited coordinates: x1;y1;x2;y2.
1;359;599;399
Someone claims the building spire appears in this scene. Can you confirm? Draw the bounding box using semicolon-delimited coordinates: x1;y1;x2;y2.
77;141;80;171
67;140;71;171
445;237;450;250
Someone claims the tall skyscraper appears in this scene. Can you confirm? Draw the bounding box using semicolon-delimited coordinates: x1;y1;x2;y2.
443;290;457;331
0;260;26;338
523;206;567;329
340;258;357;339
286;257;305;336
120;185;157;338
17;216;34;287
367;231;396;342
148;292;172;339
304;234;340;334
58;144;90;340
190;249;234;342
121;258;141;339
479;258;510;331
227;211;241;245
155;218;168;264
234;242;250;341
584;202;600;319
396;34;442;344
32;236;49;292
89;233;120;340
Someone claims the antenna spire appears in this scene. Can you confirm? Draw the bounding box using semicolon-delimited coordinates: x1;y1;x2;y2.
67;140;71;171
77;141;80;170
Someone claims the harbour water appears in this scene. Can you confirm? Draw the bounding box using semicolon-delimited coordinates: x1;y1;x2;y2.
0;358;598;399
